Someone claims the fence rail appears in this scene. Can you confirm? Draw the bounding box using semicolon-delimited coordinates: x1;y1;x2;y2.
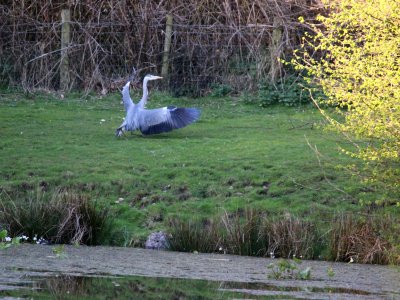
0;1;323;95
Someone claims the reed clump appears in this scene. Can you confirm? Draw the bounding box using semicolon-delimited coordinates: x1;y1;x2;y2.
169;209;320;260
0;188;113;245
167;217;221;253
329;213;400;265
167;208;400;265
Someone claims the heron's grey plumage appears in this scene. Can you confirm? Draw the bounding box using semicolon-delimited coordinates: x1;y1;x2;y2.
116;74;201;136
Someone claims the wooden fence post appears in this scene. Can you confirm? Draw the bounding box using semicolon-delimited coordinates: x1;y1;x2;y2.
60;9;71;91
269;16;283;84
161;14;173;79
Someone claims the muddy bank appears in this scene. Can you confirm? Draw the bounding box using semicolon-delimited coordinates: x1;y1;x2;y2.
0;244;399;299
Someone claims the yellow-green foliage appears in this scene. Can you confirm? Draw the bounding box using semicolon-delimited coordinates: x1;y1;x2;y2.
294;0;400;203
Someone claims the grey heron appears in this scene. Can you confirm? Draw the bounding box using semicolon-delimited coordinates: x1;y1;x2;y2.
115;74;201;136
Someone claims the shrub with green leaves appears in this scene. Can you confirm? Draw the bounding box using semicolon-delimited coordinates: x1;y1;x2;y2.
267;258;312;280
293;0;400;204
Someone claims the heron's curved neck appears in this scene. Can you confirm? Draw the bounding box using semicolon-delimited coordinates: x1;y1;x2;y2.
142;78;149;102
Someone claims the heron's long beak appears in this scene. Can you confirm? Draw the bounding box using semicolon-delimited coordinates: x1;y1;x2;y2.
154;76;163;80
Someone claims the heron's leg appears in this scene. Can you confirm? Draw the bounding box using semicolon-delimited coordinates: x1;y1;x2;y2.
115;127;124;137
115;121;127;137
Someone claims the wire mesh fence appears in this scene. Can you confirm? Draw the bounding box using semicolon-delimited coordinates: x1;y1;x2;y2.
0;1;324;95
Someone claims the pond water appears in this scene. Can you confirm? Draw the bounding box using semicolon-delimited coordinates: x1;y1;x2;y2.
0;244;399;299
0;273;385;299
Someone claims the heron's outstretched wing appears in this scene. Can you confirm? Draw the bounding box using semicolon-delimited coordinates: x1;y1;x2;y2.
122;81;134;112
138;106;201;135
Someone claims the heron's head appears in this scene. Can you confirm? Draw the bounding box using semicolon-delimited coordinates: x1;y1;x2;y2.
144;74;163;81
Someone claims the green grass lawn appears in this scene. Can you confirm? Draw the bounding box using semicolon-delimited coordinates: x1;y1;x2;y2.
0;89;379;243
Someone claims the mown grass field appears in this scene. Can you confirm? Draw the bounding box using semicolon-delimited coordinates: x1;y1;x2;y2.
0;89;380;244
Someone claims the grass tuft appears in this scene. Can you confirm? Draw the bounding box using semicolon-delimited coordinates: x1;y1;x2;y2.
167;209;400;264
168;217;221;253
329;213;400;265
168;209;320;259
262;214;319;259
222;208;266;256
0;188;113;245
